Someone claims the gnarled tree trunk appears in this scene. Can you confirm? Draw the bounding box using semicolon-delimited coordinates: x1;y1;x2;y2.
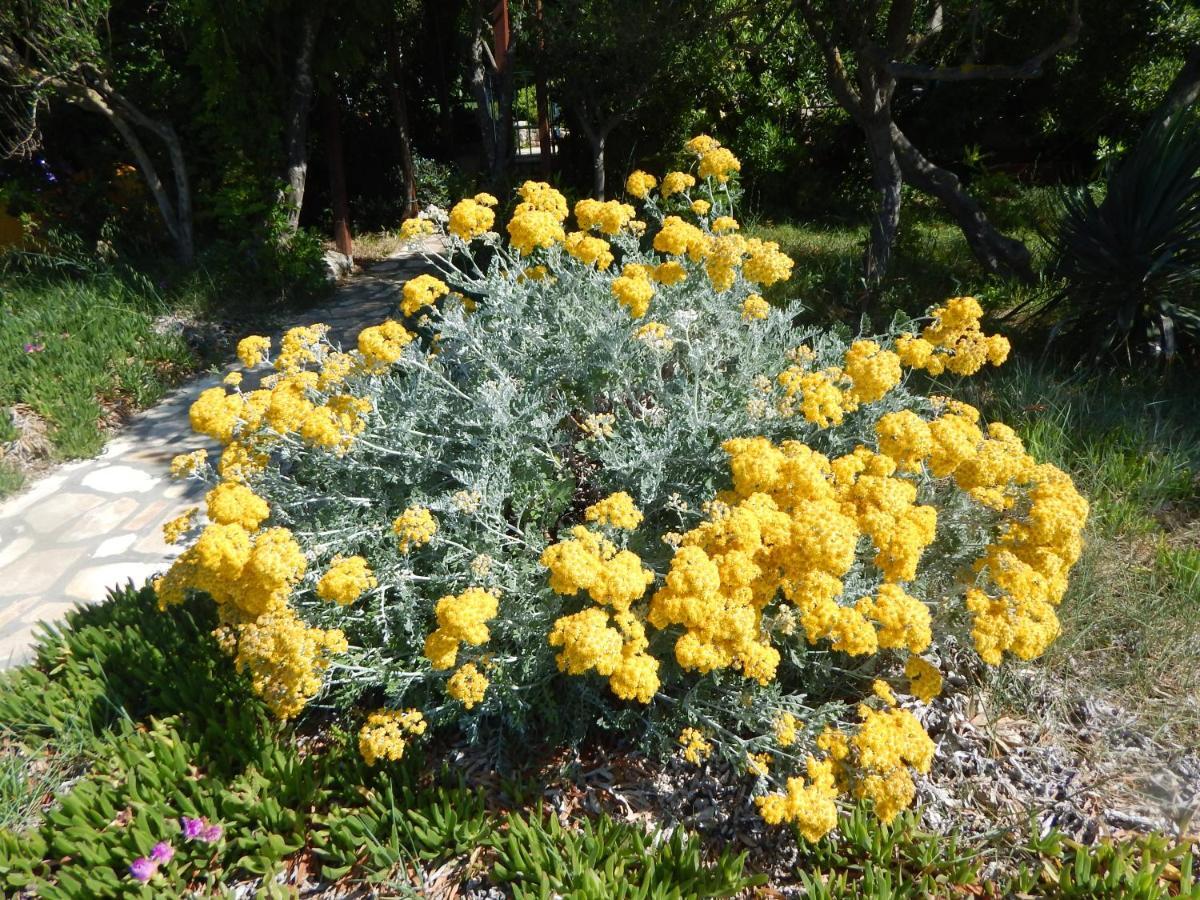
891;123;1034;282
863;116;903;286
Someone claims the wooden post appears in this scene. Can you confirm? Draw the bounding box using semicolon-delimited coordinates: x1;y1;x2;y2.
492;0;510;74
535;0;552;176
322;92;353;258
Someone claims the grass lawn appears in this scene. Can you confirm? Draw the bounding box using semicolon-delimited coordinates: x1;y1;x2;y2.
0;267;197;465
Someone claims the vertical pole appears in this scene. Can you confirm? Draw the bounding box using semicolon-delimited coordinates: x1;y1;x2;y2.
492;0;510;73
322;92;353;258
535;0;552;176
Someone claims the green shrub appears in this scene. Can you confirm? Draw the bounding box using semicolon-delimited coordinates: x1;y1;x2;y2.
158;139;1092;843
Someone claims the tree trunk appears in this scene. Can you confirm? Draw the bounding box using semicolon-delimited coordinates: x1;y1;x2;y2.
468;21;498;178
322;93;353;258
280;0;323;236
890;123;1035;282
98;88;194;264
862;116;903;287
0;50;193;263
385;35;418;218
1147;44;1200;134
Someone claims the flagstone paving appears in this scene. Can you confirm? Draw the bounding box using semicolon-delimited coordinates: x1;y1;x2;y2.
0;239;445;667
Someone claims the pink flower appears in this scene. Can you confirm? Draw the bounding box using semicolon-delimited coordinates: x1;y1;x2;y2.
181;815;222;843
150;841;174;864
129;857;157;882
181;816;205;840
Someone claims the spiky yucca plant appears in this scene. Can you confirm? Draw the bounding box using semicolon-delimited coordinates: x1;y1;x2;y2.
1034;116;1200;364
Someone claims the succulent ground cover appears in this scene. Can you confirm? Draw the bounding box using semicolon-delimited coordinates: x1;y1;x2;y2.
0;584;1194;897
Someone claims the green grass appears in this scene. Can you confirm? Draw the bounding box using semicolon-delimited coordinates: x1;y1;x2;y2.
960;362;1200;743
0;265;196;465
746;195;1050;323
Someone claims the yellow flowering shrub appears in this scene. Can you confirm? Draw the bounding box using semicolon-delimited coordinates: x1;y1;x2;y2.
158;138;1088;843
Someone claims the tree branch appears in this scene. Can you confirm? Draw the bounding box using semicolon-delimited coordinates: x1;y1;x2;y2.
795;0;863;114
864;0;1081;82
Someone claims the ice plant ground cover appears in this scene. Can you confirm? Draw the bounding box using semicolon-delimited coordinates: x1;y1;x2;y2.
157;137;1089;841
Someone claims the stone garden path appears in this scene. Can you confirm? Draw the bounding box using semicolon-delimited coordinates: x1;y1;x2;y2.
0;239;444;667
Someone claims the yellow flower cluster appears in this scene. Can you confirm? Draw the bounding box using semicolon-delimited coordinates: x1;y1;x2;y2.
392;505;437;553
690;199;711;216
967;461;1088;663
401;274;450;317
399;217;436;239
507;210;566;256
316;555;377;605
755;756;839;841
742;238;794;287
678;727;712;764
506;181;570;256
170;449;207;478
905;656;942;702
704;234;747;292
775;712;799;747
634;321;675;351
358;708;427;765
423;587;499;670
541;525;655;609
652;216;709;259
660;171;696;197
274;324;328;373
357;320;415;370
625;170;657;199
575;198;636;235
162;508;197;545
611;263;655;318
206;481;270;531
231;608;347;719
850;704;935;823
697;147;742;183
564;231;614;270
237;335;271;368
448;197;495;241
446;661;489;709
584;491;644;529
652;260;687;285
742;294;769;321
712;216;739;233
868;394;1087;664
156;522;308;619
842;340;902;404
547;606;658;702
836;451;938;585
776;340;905;428
541;520;660;703
896;296;1010;377
649;436;940;680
